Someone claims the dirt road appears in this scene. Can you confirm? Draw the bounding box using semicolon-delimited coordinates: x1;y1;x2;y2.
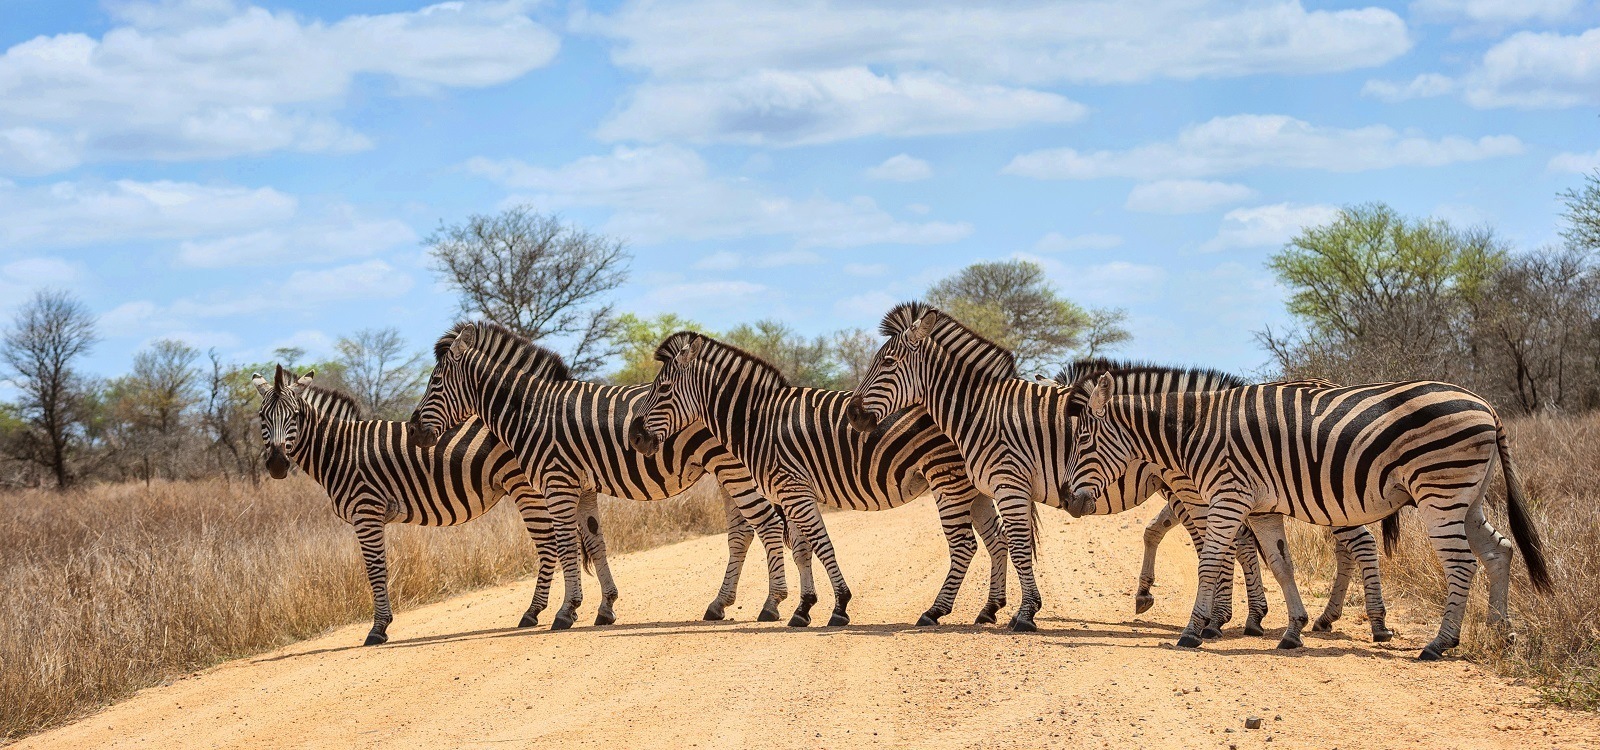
19;498;1598;749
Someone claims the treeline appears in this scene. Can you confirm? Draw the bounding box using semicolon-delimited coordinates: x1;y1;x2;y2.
1261;171;1600;414
0;208;1127;490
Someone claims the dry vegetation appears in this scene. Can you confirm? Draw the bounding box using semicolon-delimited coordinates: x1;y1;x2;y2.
0;474;725;742
1289;412;1600;708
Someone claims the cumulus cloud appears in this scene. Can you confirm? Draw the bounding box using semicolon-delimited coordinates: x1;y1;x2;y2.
175;207;416;268
1550;149;1600;174
1124;180;1256;214
1410;0;1578;25
0;178;297;248
1004;115;1523;180
1033;232;1124;252
866;154;934;182
1365;27;1600;109
1200;203;1340;252
0;1;559;173
467;145;972;248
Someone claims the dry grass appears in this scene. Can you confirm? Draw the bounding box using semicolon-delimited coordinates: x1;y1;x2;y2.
1288;412;1600;708
0;474;725;742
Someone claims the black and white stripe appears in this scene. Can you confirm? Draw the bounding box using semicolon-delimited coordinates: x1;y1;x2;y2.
1070;373;1553;659
627;332;1013;628
408;321;793;629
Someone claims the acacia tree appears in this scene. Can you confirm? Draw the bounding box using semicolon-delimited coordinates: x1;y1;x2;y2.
1;290;98;489
722;319;839;388
428;207;631;377
927;259;1125;374
1561;170;1600;252
335;328;426;420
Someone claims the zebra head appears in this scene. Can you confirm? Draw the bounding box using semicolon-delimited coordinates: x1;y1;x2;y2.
409;323;479;449
847;302;937;433
1068;372;1138;517
252;364;315;479
628;332;708;456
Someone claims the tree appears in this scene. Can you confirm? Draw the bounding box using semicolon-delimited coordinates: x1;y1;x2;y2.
830;328;879;391
1260;203;1505;383
1561;170;1600;252
428;206;631;377
335;328;426;420
201;351;261;484
1079;307;1133;361
1470;248;1600;413
100;340;201;482
272;346;307;370
722;319;839;388
0;290;98;489
609;313;708;385
926;259;1098;374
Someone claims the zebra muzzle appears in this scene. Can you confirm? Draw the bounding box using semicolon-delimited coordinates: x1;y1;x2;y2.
627;417;661;456
1065;489;1096;518
407;413;440;449
265;447;290;480
845;397;878;433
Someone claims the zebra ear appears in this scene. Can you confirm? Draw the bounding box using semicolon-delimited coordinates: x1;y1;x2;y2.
251;372;271;396
1089;372;1114;416
906;313;935;346
449;325;477;358
274;363;289;390
290;370;315;394
675;336;705;365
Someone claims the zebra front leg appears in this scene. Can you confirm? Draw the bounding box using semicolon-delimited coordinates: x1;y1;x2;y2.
1177;496;1246;649
510;492;558;627
970;495;1008;625
577;492;619;626
1235;523;1269;638
785;495;851;627
1312;527;1355;633
352;515;393;646
920;493;980;626
545;488;585;631
787;510;820;627
707;453;789;622
994;491;1041;633
1244;514;1309;650
1136;500;1181;615
705;495;754;621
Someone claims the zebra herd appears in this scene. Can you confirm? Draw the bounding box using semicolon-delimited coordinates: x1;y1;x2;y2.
253;301;1552;661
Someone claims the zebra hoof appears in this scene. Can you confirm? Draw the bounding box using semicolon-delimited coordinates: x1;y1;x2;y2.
1311;618;1334;632
1176;633;1203;649
917;612;941;627
1200;627;1223;640
1418;646;1445;661
1372;627;1395;643
1134;593;1155;614
828;612;850;627
594;610;616;627
974;608;998;625
518;612;539;628
757;605;781;622
551;613;575;631
1008;616;1037;633
1243;619;1265;637
1276;634;1303;650
788;612;811;628
703;602;727;621
363;631;388;647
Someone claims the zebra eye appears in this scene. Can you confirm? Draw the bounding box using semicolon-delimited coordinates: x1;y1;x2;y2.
656;381;671;393
882;355;898;368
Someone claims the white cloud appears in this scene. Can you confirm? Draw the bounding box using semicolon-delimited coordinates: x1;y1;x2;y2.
585;1;1409;86
468;145;972;248
643;280;768;307
597;68;1084;146
1200;203;1339;252
175;207;416;267
1550;149;1600;174
866;154;933;182
0;1;559;173
1410;0;1578;25
2;257;81;285
1124;180;1256;214
1368;28;1600;109
1033;232;1124;252
0;178;297;248
691;250;825;270
1004;114;1523;180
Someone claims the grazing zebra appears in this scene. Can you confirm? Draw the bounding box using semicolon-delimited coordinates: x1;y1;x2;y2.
252;365;612;645
846;302;1076;631
1069;373;1553;659
1050;362;1394;642
627;332;1015;628
407;321;794;629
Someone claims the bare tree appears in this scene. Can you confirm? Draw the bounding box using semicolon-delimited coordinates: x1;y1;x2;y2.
335;328;426;420
830;328;879;390
1079;307;1133;361
1;290;97;489
1561;170;1600;252
201;350;260;484
428;206;631;377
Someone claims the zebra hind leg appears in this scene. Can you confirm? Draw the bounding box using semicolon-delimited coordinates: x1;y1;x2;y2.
577;493;620;626
1236;524;1269;638
1418;488;1485;661
787;512;820;627
971;495;1008;625
1137;502;1180;615
784;497;854;627
920;494;980;626
1312;529;1355;633
1245;514;1310;650
1465;503;1514;638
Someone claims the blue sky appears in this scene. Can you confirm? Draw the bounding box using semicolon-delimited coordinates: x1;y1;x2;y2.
0;0;1595;387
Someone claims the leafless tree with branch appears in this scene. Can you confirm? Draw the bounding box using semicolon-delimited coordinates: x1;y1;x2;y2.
1;290;98;489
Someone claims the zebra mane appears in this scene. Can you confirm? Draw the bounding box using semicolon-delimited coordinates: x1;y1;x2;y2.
300;383;364;421
878;300;933;338
889;303;1018;381
435;320;572;382
1057;358;1249;417
655;331;791;388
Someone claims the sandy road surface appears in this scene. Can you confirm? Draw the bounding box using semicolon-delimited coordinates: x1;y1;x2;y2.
19;498;1599;749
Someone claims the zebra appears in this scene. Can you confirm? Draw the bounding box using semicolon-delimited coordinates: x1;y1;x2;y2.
252;364;613;645
407;321;795;629
626;331;1016;628
1069;372;1554;660
845;302;1077;631
1049;362;1394;642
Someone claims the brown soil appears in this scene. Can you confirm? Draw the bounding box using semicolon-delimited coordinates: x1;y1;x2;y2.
17;499;1599;749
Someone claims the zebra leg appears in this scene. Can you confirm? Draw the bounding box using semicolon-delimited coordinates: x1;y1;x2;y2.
786;506;821;627
1235;523;1269;638
1177;495;1247;649
509;492;559;628
1465;503;1514;638
1201;525;1244;639
1312;528;1355;632
994;490;1041;633
1244;514;1310;650
1136;500;1181;615
705;495;754;621
1418;498;1480;661
970;495;1008;625
919;493;980;626
707;452;789;623
1349;525;1394;642
577;492;619;627
545;487;585;631
353;515;393;646
784;494;853;627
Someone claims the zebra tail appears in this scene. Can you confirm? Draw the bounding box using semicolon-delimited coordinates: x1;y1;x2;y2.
580;537;594;576
1497;419;1553;594
1381;513;1401;557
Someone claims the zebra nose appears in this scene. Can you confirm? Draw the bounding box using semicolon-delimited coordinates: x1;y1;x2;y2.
407;412;439;449
628;417;660;456
845;397;878;433
265;447;290;479
1066;489;1096;518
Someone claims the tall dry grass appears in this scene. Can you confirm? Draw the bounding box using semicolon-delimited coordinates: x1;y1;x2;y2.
0;474;725;742
1288;412;1600;708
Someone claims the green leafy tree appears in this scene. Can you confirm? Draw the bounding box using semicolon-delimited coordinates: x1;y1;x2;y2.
722;319;838;388
927;259;1122;374
609;313;709;385
1561;170;1600;252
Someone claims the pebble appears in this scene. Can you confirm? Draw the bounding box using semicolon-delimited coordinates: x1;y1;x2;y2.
1245;717;1264;730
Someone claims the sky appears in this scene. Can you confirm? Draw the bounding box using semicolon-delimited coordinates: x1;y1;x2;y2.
0;0;1595;388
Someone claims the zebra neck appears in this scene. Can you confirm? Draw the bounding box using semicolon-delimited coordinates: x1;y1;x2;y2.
696;369;782;462
286;412;337;483
1120;392;1213;485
